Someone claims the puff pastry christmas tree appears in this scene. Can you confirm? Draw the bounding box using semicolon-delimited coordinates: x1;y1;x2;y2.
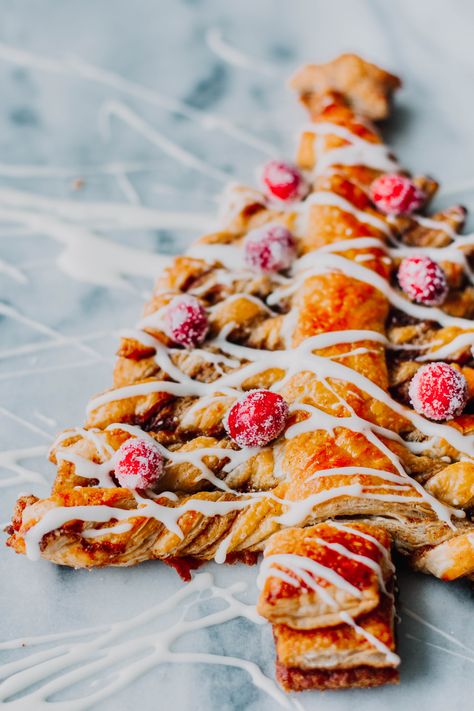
7;53;474;691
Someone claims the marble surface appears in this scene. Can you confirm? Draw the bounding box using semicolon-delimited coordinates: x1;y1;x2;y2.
1;1;474;709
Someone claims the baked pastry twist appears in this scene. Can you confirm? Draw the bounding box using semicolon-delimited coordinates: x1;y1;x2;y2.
257;522;399;690
7;54;474;584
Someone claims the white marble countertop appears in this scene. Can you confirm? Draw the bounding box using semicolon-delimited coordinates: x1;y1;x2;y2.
1;1;474;709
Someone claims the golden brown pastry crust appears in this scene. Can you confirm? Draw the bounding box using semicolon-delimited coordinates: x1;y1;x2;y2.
263;522;399;691
257;523;392;629
273;593;397;671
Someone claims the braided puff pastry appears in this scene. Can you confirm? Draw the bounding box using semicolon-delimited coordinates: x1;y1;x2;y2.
7;54;474;586
257;523;399;690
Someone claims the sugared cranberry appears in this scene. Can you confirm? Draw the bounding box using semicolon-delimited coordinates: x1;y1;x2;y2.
408;363;467;421
398;255;448;306
225;389;289;447
370;173;425;215
115;438;164;489
165;295;209;348
244;224;296;273
261;160;307;202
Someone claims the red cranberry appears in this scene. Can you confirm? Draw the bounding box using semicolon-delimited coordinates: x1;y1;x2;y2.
261;160;307;202
165;295;209;348
225;389;289;447
370;173;425;215
408;363;467;421
244;224;296;273
398;255;448;306
115;438;164;489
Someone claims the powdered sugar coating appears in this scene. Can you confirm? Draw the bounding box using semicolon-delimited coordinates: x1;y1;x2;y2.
115;438;164;489
370;173;425;215
244;224;296;273
225;389;289;447
165;294;209;348
261;160;307;202
398;255;448;306
408;362;468;421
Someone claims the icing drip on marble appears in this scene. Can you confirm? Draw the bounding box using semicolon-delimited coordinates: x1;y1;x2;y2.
0;573;301;710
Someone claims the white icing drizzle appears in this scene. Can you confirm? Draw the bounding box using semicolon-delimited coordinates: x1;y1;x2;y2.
0;573;300;710
0;256;27;283
55;421;263;494
339;611;400;665
412;215;457;240
275;250;474;331
0;40;277;156
1;79;468;698
0;204;164;288
314;537;387;593
406;633;474;665
214;530;236;564
0;445;49;489
0;303;105;363
206;28;278;78
86;330;474;460
402;606;474;654
100;101;230;184
257;553;363;600
82;522;133;539
258;518;391;596
0;186;215;232
187;243;245;270
416;332;474;362
296;191;392;235
256;523;399;666
4;32;472;703
22;494;258;561
328;521;395;571
208;292;275;316
301;122;399;176
285;398;457;526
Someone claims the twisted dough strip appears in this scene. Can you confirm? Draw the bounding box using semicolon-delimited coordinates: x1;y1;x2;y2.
7;55;474;580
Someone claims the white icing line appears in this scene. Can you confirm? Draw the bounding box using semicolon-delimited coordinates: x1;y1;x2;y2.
340;611;400;665
402;606;474;653
416;332;474;362
100;101;230;184
257;552;363;599
0;445;49;488
86;331;474;460
0;40;277;155
301;122;399;177
0;573;299;710
297;191;391;235
282;251;474;330
205;28;279;78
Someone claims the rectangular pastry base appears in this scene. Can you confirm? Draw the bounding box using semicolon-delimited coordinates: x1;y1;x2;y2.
276;662;400;691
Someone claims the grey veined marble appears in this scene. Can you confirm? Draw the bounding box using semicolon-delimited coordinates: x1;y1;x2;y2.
1;1;474;710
